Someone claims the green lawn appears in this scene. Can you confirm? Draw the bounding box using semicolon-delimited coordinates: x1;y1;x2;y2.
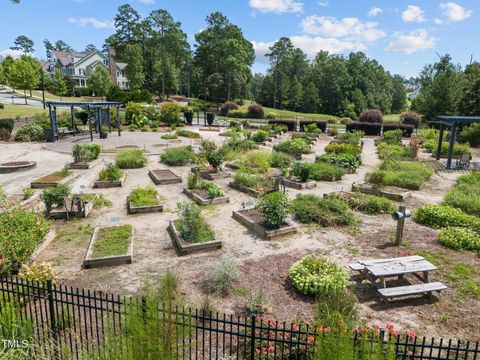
12;89;102;103
240;104;340;120
383;114;401;123
0;103;48;119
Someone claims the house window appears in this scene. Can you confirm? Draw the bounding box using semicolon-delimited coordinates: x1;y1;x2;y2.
79;69;85;76
103;59;109;66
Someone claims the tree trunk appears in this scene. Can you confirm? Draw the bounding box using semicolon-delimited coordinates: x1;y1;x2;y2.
227;73;232;101
273;69;278;109
24;89;27;105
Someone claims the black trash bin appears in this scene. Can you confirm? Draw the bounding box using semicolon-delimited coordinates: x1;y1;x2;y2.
44;128;55;142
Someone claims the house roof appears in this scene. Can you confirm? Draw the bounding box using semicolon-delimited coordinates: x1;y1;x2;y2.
52;50;97;67
116;62;127;70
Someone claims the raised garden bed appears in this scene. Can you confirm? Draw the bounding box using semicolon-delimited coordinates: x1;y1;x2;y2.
94;172;126;188
83;225;134;269
69;158;102;170
0;161;36;174
31;172;78;189
31;229;56;260
127;196;163;214
352;183;410;201
228;182;274;198
191;167;230;180
283;177;317;190
199;127;221;132
149;169;182;185
48;200;94;220
167;220;222;256
183;188;230;205
232;209;297;240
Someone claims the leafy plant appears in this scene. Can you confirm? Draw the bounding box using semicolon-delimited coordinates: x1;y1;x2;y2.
273;139;311;157
206;149;224;170
324;143;362;156
377;143;413;161
359;109;383;123
251;130;269;143
400;111;421;127
366;161;433;190
19;261;56;284
380;130;403;145
92;225;133;258
271;152;293;169
438;227;480;251
413;205;480;230
176;202;214;243
15;123;44;142
129;186;159;207
161;133;178;139
115;149;147;169
233;171;259;189
160;102;181;124
72;143;101;163
98;164;123;181
460;123;480;147
289;255;349;296
176;129;201;138
290;194;355;226
200;181;223;198
331;192;396;215
315;154;360;172
256;191;290;228
23;187;34;200
291;162;345;182
304;123;322;134
160;146;195;166
238;150;272;173
336;131;364;145
245;287;269;315
204;260;238;296
247;104;264;118
443;172;480;215
41;185;71;213
187;172;200;190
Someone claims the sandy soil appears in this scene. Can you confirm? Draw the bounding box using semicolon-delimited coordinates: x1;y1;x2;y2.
2;130;479;341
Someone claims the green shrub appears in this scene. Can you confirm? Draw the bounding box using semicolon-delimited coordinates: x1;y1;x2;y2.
423;139;471;157
400;111;421;127
99;164;123;181
413;205;480;229
271;152;293;169
0;208;50;273
443;172;480;215
233;171;258;188
41;185;71;213
129;186;159;207
19;261;57;284
380;130;403;145
256;191;290;228
15;123;44;142
359;109;383;123
161;133;178;139
324;143;362;156
289;255;349;296
187;172;200;190
206;149;224;170
125;102;145;124
224;136;258;151
204;260;238;296
176;202;214;243
273;139;311;157
227;109;248;118
238;150;272;173
251;130;269;143
0;119;14;140
366;161;433;190
116;149;147;169
72;143;101;163
290;194;355;226
304;123;322;134
160;146;195;166
176;129;200;138
291;162;346;182
377;142;413;161
460;123;480;147
160;103;181;124
200;181;223;198
333;192;396;215
315;154;360;172
247;104;264;119
337;130;364;145
438;227;480;251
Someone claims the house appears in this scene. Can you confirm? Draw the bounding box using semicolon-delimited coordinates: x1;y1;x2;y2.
43;49;128;89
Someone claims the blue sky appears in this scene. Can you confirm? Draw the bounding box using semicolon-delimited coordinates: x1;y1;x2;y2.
0;0;478;78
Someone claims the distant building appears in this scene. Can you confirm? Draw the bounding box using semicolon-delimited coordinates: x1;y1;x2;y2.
408;86;421;100
42;49;128;89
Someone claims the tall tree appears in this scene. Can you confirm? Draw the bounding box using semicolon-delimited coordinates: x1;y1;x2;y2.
391;75;407;113
43;39;54;60
48;69;67;101
54;40;74;52
88;66;112;99
105;4;141;59
8;56;41;104
0;56;15;88
85;44;97;52
10;35;34;54
123;43;145;90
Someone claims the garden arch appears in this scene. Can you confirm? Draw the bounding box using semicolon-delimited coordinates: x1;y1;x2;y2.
46;101;123;142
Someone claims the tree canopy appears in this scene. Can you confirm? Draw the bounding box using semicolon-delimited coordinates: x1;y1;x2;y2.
10;35;34;54
88;66;112;99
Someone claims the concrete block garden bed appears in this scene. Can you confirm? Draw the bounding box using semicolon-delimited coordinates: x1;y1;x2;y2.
352;183;410;201
167;220;222;256
31;172;79;189
283;177;317;190
149;169;182;185
183;188;230;205
69;158;102;170
228;182;274;198
127;197;163;214
232;209;297;240
94;172;126;188
83;225;134;269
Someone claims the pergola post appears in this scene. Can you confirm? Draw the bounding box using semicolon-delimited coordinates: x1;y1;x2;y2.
70;105;75;136
87;105;93;142
446;122;458;169
52;106;58;140
106;107;111;133
116;107;121;136
435;124;444;161
47;104;55;143
96;108;101;134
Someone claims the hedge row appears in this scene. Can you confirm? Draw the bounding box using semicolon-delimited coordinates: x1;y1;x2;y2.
268;119;327;132
346;122;414;136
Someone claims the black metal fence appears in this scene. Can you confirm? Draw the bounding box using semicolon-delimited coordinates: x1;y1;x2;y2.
0;276;479;359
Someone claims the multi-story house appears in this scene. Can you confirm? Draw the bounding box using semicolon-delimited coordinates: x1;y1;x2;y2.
43;49;128;89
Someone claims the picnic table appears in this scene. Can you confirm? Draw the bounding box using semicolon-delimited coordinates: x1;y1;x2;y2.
349;256;447;299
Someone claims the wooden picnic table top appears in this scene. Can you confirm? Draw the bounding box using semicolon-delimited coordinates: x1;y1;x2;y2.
366;259;437;278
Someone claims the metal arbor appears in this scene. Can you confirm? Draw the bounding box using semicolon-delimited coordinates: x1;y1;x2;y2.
45;101;123;142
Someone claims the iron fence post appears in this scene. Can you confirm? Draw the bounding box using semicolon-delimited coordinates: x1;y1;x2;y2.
250;315;256;360
47;279;58;357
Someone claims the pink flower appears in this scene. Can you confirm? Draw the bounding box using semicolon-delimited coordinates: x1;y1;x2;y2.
406;330;416;339
386;323;394;330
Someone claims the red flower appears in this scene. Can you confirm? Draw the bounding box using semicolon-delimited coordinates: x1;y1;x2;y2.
386;323;394;330
406;330;416;339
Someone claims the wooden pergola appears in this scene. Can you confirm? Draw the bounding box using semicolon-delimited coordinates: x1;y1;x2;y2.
431;116;480;169
46;101;123;142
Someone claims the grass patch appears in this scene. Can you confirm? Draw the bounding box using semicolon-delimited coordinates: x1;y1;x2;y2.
377;143;413;161
92;225;132;259
55;224;94;246
290;194;356;226
0;103;50;119
330;192;396;215
98;164;123;181
160;146;195;166
115;149;147;169
444;172;480;215
176;129;200;138
129;186;159;207
80;194;112;208
366;161;433;190
175;202;214;243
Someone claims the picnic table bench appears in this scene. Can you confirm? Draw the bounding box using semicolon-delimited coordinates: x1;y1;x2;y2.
349;256;447;300
58;127;75;136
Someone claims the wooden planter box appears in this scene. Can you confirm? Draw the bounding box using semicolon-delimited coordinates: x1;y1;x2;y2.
69;158;102;170
149;169;182;185
94;172;126;188
48;201;94;220
183;188;230;205
225;163;240;170
83;226;134;269
283;177;317;190
127;197;163;214
232;209;297;240
191;167;230;180
352;183;410;201
167;220;222;256
228;182;273;198
31;172;79;189
199;127;221;132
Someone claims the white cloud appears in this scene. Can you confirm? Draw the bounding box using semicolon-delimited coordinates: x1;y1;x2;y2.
402;5;426;23
301;15;386;43
249;0;303;14
440;2;472;22
0;49;23;59
68;17;114;29
318;1;328;7
252;36;365;62
368;6;383;17
434;18;443;24
137;0;155;3
386;29;437;54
